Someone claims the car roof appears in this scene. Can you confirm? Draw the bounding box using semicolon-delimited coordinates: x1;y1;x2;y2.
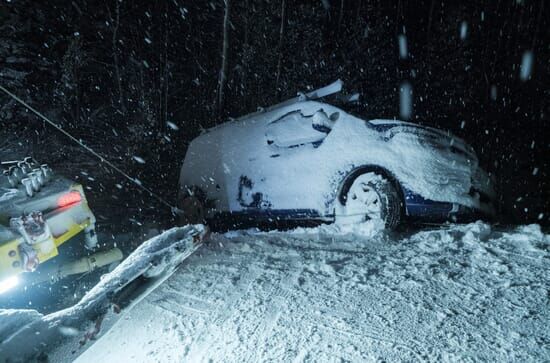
198;100;341;137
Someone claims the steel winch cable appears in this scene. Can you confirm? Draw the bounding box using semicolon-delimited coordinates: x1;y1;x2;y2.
0;85;181;214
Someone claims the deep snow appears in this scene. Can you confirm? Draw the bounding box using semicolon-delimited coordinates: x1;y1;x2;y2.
71;221;549;362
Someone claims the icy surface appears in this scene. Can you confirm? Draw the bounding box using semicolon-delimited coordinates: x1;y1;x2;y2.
76;222;549;362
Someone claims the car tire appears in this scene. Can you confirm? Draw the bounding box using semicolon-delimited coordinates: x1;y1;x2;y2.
339;172;402;229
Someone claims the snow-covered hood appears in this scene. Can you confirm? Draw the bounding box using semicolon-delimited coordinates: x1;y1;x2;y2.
366;119;495;202
367;119;478;163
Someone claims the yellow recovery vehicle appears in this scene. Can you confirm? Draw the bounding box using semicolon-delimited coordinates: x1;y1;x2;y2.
0;157;123;295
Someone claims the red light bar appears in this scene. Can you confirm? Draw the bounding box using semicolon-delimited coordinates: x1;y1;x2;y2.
57;191;82;208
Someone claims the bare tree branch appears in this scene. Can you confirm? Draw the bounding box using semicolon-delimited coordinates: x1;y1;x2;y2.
217;0;231;114
275;0;286;91
107;1;126;115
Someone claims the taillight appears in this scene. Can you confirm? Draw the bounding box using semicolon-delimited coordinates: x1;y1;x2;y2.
57;191;82;208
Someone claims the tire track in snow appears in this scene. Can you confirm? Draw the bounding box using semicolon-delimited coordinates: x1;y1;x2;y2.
182;253;265;362
252;268;302;363
74;224;549;362
287;312;431;362
263;234;434;362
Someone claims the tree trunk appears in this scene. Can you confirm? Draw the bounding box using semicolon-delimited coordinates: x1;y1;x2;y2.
426;0;435;43
217;0;231;114
109;1;125;115
244;0;250;46
337;0;344;34
275;0;286;92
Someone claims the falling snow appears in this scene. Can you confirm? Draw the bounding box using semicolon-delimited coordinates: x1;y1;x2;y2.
399;82;412;120
520;50;534;81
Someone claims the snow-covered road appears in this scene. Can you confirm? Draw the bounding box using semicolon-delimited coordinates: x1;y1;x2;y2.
75;221;549;362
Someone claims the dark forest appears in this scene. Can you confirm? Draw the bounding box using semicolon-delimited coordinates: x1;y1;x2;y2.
1;0;548;227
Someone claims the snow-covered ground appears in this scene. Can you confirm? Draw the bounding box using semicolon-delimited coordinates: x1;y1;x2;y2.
74;221;549;362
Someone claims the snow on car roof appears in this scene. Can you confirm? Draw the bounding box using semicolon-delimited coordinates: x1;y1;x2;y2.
198;100;339;138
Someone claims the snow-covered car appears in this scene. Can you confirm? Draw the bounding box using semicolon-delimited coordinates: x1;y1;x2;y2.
0;157;122;295
178;98;495;229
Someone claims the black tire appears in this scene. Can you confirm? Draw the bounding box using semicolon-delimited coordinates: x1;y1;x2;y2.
341;171;403;229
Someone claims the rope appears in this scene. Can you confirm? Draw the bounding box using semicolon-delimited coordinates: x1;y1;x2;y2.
0;85;181;213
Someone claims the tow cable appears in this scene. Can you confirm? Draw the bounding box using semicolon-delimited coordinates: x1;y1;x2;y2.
0;85;182;215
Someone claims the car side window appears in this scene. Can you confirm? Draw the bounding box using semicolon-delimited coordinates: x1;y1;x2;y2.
265;109;335;148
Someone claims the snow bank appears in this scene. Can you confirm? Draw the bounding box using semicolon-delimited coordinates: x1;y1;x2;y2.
77;222;549;362
225;218;387;239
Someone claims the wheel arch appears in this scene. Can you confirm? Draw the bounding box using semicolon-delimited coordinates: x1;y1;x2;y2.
337;165;406;209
